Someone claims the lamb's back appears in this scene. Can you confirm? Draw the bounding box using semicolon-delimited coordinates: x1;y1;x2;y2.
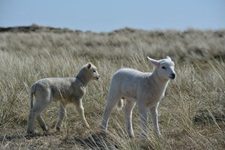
113;68;150;82
111;68;151;98
34;77;78;100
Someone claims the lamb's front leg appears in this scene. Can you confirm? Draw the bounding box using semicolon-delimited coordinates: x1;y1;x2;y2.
137;101;148;138
150;104;161;136
75;100;90;128
56;102;66;131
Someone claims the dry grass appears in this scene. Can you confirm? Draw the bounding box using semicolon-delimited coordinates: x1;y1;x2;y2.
0;26;225;149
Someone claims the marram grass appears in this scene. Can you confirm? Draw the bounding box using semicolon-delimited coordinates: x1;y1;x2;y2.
0;28;224;149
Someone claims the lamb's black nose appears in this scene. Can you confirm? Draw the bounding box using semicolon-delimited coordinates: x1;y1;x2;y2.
170;73;176;79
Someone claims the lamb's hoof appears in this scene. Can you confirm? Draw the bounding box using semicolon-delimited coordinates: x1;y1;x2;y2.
43;129;50;135
85;124;90;129
56;127;61;132
25;131;38;138
128;134;135;138
141;132;148;139
99;126;108;135
26;130;35;135
100;123;107;129
41;125;49;132
100;129;106;134
155;133;163;140
154;131;162;138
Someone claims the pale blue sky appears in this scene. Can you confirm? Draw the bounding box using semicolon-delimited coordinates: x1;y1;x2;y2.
0;0;225;32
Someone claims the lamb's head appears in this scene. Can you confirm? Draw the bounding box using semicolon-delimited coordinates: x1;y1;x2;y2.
147;56;176;80
85;62;100;81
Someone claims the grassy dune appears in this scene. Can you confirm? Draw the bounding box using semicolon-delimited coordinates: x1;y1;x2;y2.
0;26;225;149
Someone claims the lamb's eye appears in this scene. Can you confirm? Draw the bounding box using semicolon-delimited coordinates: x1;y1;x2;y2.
93;70;96;73
162;66;166;70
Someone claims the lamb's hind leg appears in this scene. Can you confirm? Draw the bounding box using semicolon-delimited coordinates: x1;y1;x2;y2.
101;94;121;130
27;87;52;134
27;108;37;134
124;100;136;137
27;99;51;134
37;115;48;132
56;102;66;131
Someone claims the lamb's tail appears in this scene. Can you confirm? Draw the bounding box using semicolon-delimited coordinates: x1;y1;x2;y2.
30;84;36;108
116;99;124;110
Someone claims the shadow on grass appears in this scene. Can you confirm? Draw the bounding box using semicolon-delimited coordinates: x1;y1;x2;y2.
62;131;119;150
0;132;58;142
0;131;119;149
193;109;225;124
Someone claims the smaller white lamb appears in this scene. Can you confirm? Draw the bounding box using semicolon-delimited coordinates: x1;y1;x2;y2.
101;56;176;137
27;62;100;134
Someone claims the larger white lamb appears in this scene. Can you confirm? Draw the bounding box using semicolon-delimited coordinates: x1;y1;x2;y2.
101;56;176;137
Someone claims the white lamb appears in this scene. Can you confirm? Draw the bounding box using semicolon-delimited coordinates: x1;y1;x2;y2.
101;56;176;137
27;62;100;134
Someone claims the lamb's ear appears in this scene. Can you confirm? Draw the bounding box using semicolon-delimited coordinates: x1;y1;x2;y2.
147;56;160;67
87;63;92;69
166;56;172;61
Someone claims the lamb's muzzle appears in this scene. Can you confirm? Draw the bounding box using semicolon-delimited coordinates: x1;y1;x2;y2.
170;73;176;79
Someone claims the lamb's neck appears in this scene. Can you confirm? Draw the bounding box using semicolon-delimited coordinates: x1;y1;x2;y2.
76;71;90;86
150;71;169;92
